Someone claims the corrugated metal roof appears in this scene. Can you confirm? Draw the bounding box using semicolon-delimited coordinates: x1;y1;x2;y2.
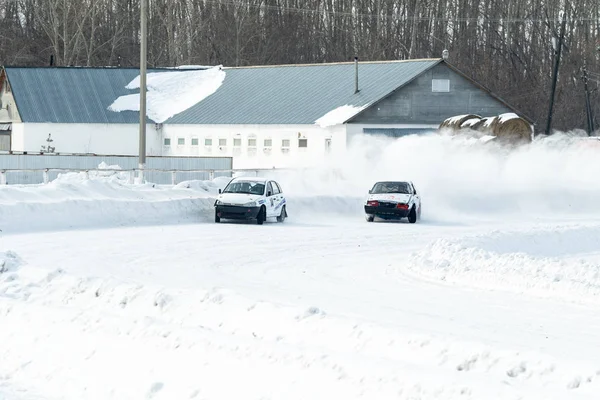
4;59;442;125
4;67;174;123
166;59;441;125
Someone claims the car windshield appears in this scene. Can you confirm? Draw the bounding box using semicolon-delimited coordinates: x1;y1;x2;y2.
371;182;411;194
223;180;265;195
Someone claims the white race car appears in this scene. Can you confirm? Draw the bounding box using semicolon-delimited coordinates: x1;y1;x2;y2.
364;181;421;223
214;177;287;225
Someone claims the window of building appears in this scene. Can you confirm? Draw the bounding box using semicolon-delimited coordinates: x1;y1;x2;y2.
282;139;290;148
233;138;242;146
219;138;227;146
298;138;308;148
248;138;257;147
177;138;185;145
432;79;450;92
205;138;213;146
191;137;199;146
264;139;272;147
164;138;171;146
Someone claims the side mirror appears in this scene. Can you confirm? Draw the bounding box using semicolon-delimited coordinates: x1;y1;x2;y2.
267;191;272;197
368;189;372;194
218;189;222;194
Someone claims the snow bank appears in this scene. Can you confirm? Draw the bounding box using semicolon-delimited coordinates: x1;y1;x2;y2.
108;66;225;123
0;170;227;233
406;224;600;304
0;251;22;274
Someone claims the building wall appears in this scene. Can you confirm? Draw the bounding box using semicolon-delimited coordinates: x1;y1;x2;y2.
351;63;515;125
11;123;162;155
0;78;21;122
346;123;439;143
161;124;346;169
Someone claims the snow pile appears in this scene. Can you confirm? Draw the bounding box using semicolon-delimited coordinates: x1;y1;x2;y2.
174;175;231;194
53;161;130;184
108;66;226;123
0;251;22;274
315;104;367;127
406;225;600;304
0;170;228;233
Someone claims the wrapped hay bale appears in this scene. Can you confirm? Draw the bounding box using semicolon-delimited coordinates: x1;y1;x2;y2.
492;113;533;145
439;114;481;132
471;116;498;134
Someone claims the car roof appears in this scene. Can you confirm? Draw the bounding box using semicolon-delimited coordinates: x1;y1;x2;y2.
373;180;411;185
231;176;269;183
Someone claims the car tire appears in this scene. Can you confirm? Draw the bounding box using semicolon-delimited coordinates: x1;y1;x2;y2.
215;210;220;223
277;205;287;222
257;206;266;225
408;206;417;224
366;214;374;222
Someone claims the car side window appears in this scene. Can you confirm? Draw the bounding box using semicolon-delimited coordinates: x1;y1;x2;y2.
266;182;274;196
270;181;280;195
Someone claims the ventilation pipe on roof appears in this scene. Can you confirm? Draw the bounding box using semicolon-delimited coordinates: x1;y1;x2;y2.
49;55;54;66
354;56;359;94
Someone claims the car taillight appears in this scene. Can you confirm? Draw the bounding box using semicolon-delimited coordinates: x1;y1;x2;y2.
396;203;409;210
367;200;379;207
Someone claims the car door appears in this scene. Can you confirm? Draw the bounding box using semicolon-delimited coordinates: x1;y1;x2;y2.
410;182;421;212
265;181;277;217
266;181;283;217
271;181;285;216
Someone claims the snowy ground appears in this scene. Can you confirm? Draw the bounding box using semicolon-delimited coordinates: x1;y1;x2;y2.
2;133;600;399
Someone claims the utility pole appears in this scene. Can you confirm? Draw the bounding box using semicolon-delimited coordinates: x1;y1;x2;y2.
582;63;594;135
545;8;568;136
138;0;148;183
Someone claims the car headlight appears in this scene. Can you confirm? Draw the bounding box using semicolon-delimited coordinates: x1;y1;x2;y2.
242;201;256;207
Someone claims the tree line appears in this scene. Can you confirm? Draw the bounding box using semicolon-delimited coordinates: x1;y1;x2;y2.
1;0;598;133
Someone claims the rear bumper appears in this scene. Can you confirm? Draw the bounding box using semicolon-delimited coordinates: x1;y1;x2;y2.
364;205;410;218
216;205;261;220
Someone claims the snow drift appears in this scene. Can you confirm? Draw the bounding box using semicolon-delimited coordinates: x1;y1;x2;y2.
406;224;600;304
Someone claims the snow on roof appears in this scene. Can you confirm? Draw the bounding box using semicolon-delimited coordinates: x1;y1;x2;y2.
108;65;226;123
498;112;519;123
314;104;367;128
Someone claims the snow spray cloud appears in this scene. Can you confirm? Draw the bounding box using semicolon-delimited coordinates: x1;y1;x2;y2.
267;131;600;220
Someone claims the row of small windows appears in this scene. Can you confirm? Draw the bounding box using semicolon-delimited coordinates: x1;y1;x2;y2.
164;138;307;148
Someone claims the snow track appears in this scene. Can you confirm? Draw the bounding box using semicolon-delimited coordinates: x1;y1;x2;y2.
2;219;600;399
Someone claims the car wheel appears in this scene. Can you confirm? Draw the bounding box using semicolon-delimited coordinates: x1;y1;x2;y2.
215;210;220;223
408;206;417;224
366;214;374;222
277;205;287;222
257;206;266;225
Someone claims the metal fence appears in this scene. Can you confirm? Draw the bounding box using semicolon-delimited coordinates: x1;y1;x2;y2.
0;153;234;184
0;167;279;186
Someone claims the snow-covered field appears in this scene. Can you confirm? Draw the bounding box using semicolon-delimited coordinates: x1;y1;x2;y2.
2;133;600;399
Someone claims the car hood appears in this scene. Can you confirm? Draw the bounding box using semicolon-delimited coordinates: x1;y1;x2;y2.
367;193;412;203
217;193;263;205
